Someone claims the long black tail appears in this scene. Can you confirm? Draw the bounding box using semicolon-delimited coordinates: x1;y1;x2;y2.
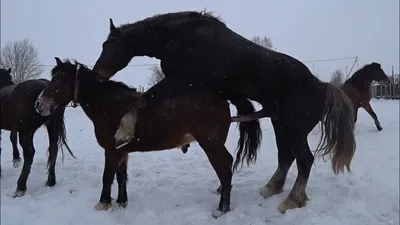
230;98;262;172
45;106;75;168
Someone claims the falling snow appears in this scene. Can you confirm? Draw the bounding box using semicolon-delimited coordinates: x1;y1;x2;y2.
0;99;399;225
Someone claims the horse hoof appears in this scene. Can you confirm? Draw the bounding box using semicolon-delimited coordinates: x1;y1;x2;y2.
13;190;26;198
377;126;383;131
277;194;309;214
46;180;56;187
211;208;230;218
95;202;112;211
116;201;128;209
260;185;283;198
12;158;22;168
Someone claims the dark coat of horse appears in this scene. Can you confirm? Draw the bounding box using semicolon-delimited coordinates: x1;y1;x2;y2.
92;10;356;213
34;58;262;218
0;68;74;197
340;62;390;131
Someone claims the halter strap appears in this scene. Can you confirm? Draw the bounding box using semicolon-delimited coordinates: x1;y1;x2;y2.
71;64;80;108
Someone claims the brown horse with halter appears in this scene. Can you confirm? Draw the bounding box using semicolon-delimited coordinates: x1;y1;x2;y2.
341;62;390;131
0;67;74;198
34;58;262;218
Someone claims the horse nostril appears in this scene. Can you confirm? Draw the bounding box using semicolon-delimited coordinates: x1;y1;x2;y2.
35;101;39;109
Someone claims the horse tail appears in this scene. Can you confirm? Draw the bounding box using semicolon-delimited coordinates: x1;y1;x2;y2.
230;98;262;172
315;82;356;174
45;106;76;168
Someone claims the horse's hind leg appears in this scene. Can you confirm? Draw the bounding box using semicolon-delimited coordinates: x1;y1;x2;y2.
277;132;314;214
45;123;59;187
197;138;233;218
260;118;295;198
13;129;36;197
10;129;22;168
362;103;382;131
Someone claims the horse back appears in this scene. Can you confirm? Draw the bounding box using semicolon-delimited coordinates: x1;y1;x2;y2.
3;79;50;127
134;89;230;150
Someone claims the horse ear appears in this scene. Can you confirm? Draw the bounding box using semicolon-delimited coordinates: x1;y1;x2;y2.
109;18;117;33
7;68;11;73
55;57;63;67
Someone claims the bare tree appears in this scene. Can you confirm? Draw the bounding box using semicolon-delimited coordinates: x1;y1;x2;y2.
147;65;165;87
0;38;43;83
251;36;275;50
330;69;345;84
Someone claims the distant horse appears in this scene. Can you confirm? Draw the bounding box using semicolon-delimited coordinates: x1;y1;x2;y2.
92;10;356;213
0;67;74;197
0;68;21;168
34;58;261;218
341;62;390;131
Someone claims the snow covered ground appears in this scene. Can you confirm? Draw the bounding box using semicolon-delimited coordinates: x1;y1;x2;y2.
1;99;399;225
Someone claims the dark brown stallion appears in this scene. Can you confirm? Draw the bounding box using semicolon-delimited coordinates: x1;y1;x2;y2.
341;62;390;131
92;11;357;213
34;58;261;218
0;67;74;198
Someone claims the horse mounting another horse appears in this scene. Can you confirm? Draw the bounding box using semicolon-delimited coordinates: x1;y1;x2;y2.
341;62;390;131
34;57;262;218
92;10;357;214
0;67;75;198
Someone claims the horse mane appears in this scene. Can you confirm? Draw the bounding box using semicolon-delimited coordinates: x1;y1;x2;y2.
50;59;137;93
344;62;381;85
108;9;225;39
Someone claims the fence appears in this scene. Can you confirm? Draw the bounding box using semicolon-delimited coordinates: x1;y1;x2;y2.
370;83;400;99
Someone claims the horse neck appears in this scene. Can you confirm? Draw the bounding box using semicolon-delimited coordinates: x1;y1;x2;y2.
347;73;373;91
125;28;171;60
76;77;104;120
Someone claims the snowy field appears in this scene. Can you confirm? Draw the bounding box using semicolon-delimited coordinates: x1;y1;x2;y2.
1;99;399;225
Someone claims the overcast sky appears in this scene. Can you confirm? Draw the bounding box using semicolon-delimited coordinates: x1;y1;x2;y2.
1;0;399;89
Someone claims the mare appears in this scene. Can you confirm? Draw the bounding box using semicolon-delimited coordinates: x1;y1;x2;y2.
341;62;390;131
34;58;262;218
92;10;357;213
0;67;74;197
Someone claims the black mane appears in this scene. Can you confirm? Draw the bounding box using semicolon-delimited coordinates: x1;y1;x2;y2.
108;10;225;39
346;62;381;83
51;59;137;93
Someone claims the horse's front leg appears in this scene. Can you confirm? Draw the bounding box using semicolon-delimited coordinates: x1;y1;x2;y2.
95;151;120;211
362;103;382;131
116;153;129;208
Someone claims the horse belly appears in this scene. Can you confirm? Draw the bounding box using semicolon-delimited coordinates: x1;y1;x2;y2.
136;133;195;151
